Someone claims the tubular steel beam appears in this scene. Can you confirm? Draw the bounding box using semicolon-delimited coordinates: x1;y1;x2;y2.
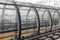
24;29;60;39
0;27;48;34
0;26;57;34
32;7;40;35
0;1;60;40
26;8;31;24
12;0;21;40
1;27;58;39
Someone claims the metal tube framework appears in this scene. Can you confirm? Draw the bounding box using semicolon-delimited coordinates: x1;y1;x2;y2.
0;1;60;40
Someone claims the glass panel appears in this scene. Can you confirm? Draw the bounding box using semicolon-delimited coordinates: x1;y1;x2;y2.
38;9;51;33
3;6;16;30
6;5;15;9
0;9;3;27
50;10;60;30
0;4;17;40
0;4;4;8
19;7;37;37
57;10;60;29
0;5;4;29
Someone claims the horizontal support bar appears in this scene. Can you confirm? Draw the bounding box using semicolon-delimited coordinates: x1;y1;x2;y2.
0;27;48;34
0;29;60;39
25;29;60;39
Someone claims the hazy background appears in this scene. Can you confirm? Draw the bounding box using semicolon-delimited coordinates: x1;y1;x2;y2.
15;0;60;7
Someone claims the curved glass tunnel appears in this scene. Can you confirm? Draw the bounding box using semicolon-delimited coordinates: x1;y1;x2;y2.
0;2;60;40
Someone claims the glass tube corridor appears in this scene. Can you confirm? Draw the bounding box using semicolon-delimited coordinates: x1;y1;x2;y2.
0;0;60;40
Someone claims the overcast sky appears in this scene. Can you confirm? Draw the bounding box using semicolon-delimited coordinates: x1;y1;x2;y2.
15;0;60;7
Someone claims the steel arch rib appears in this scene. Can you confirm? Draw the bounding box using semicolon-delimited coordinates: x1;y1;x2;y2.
12;0;22;40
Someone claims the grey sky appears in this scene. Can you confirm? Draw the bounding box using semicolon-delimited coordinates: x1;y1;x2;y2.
15;0;60;7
